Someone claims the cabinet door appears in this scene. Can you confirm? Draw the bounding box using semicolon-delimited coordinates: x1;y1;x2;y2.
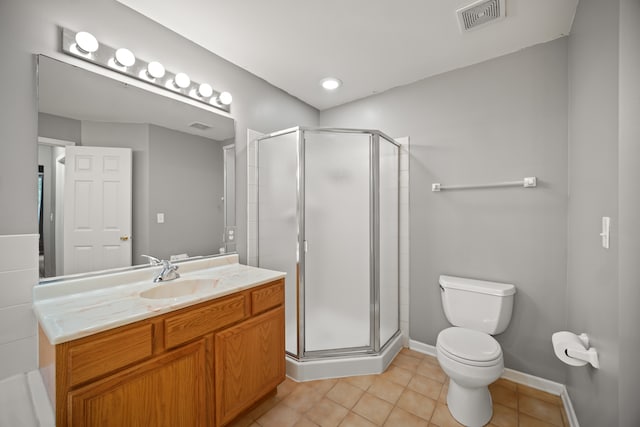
69;340;207;427
215;307;285;426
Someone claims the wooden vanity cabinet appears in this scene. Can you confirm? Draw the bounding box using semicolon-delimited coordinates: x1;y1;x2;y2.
39;278;285;427
69;339;209;427
215;306;285;426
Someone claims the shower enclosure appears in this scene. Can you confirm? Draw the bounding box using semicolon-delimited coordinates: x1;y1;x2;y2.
256;127;400;368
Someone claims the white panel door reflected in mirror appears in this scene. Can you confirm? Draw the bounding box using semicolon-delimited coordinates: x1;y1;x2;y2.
37;55;236;280
63;146;132;275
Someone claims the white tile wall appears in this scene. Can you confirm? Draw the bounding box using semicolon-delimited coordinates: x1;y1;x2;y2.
396;137;410;346
0;235;38;272
0;305;36;344
0;234;38;380
0;269;36;307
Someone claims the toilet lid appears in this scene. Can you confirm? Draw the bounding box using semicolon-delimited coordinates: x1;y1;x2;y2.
437;327;502;364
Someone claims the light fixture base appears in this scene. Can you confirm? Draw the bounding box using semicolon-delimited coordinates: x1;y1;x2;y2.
61;27;231;113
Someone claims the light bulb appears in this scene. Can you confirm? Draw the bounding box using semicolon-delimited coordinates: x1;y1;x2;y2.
320;77;342;91
114;48;135;67
147;61;165;79
198;83;213;98
174;73;191;89
218;91;232;105
75;31;99;54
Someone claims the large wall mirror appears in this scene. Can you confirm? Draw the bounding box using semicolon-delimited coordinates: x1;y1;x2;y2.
37;55;236;280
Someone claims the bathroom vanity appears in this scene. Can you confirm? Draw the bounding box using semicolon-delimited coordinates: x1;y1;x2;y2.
34;255;285;427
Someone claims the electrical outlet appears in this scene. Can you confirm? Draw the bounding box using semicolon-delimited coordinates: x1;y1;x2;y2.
224;226;237;242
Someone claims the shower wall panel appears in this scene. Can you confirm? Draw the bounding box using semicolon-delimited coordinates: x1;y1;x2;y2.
304;132;371;352
379;137;399;346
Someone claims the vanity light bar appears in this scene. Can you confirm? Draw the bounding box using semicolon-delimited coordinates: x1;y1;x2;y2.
61;28;231;113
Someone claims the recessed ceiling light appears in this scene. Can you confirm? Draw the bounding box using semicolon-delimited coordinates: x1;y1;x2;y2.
320;77;342;91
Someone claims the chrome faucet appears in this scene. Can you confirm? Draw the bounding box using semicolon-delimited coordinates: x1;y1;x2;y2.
141;255;181;282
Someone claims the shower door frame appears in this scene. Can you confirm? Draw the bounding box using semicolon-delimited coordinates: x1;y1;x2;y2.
257;126;401;361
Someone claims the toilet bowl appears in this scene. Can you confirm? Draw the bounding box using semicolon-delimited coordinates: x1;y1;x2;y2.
436;327;504;427
435;275;516;427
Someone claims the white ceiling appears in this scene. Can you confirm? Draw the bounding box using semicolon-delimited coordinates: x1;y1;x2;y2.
116;0;578;111
39;56;235;141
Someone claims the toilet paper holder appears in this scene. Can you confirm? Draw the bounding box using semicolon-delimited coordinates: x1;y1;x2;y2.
553;332;600;369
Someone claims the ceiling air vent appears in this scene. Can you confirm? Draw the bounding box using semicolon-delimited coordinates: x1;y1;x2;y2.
189;121;213;131
457;0;505;32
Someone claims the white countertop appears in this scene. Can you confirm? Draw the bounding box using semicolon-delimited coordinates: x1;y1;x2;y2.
33;255;285;344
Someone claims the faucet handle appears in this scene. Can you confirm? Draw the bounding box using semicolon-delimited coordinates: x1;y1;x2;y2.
160;258;179;271
141;254;162;265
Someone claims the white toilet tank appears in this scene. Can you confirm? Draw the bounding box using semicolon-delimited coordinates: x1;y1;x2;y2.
439;275;516;334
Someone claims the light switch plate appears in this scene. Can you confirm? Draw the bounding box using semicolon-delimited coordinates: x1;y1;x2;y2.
157;213;165;224
600;216;610;249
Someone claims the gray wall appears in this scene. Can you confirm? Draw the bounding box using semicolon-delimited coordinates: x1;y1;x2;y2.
81;121;150;263
618;0;640;424
566;0;620;425
320;39;570;382
0;1;37;235
38;112;81;143
148;124;224;260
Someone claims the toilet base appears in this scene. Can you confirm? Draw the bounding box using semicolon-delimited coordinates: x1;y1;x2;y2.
447;379;493;427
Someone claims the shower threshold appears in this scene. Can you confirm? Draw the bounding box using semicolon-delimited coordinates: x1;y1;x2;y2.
285;332;403;382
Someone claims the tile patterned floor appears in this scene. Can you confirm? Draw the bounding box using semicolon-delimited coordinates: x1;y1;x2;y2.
228;348;570;427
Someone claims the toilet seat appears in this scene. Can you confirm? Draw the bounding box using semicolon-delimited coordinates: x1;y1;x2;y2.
437;327;502;367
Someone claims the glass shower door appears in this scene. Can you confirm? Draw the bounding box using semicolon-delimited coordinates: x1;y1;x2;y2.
257;130;300;355
303;131;372;354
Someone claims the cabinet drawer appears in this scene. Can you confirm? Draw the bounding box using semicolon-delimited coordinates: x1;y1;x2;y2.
68;323;153;386
251;280;284;315
164;294;246;349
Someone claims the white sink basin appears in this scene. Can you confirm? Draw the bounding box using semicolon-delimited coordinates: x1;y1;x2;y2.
140;278;219;299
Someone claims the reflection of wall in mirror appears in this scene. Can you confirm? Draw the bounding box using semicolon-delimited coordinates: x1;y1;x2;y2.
36;144;69;278
38;113;227;275
148;124;227;260
37;144;54;277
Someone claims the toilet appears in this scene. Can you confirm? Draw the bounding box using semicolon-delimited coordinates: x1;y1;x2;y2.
435;275;516;427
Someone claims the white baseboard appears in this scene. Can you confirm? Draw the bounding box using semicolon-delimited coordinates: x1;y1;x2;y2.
409;339;437;357
561;387;580;427
408;339;579;427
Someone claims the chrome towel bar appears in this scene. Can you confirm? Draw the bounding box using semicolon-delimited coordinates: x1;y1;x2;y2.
431;177;537;192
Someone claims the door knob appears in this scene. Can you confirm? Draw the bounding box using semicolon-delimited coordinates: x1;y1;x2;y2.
120;236;130;241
